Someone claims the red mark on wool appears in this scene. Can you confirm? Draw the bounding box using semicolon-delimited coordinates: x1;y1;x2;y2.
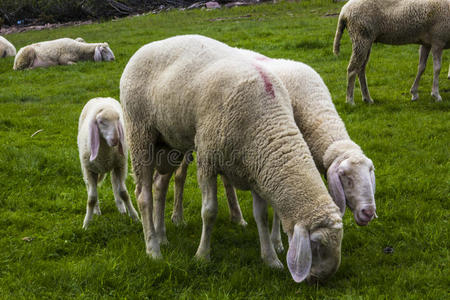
254;64;275;98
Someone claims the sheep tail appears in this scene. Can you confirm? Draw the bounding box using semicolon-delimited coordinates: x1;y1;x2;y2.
333;14;346;56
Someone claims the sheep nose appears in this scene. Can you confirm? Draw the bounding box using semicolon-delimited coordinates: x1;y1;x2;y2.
361;207;375;219
111;137;119;146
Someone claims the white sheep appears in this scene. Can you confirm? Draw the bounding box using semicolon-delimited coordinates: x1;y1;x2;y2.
0;36;16;57
78;97;139;229
13;38;115;70
333;0;450;104
121;34;343;283
167;51;376;253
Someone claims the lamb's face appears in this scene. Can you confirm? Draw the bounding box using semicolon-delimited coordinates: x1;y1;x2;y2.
338;155;376;226
286;214;343;283
96;109;121;147
94;44;115;62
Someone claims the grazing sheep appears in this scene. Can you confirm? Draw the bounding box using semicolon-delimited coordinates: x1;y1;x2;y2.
121;34;343;283
13;38;115;70
0;36;16;57
75;37;86;43
333;0;450;104
78;97;139;229
168;51;376;253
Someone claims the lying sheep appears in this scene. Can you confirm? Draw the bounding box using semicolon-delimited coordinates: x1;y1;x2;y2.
166;51;376;253
0;36;16;57
333;0;450;104
13;38;115;70
78;97;139;229
121;34;343;283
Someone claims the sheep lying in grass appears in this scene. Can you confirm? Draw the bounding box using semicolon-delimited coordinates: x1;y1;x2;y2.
78;97;139;229
121;34;343;283
333;0;450;104
13;38;115;70
0;36;16;57
166;51;376;253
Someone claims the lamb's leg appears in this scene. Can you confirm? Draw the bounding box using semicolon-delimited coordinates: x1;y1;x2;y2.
358;47;374;104
431;46;443;102
153;171;172;245
410;45;430;101
111;167;140;222
270;212;284;253
172;156;189;225
195;174;218;261
346;39;372;105
252;191;283;269
221;175;247;227
83;170;98;229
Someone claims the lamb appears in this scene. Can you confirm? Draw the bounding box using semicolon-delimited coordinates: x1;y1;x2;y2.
77;97;139;229
120;34;343;283
13;38;115;70
0;36;16;57
166;51;376;253
333;0;450;104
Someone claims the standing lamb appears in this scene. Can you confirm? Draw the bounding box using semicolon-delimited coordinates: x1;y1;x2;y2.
13;38;115;70
120;34;343;283
0;36;16;57
78;97;140;229
166;50;376;253
333;0;450;104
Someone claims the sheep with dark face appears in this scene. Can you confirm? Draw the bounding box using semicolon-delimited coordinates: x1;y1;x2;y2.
14;38;114;70
333;0;450;104
120;34;343;283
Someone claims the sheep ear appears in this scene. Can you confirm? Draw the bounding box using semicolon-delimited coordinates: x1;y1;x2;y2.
327;160;346;216
287;224;312;283
370;169;376;194
118;122;125;156
89;119;100;161
94;46;102;61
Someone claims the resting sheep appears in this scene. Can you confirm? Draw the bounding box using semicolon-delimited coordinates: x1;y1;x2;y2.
78;97;139;229
0;36;16;57
333;0;450;104
13;38;115;70
120;34;343;283
167;51;376;253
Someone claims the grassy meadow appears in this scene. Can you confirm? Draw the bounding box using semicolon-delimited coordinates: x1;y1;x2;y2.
0;1;449;298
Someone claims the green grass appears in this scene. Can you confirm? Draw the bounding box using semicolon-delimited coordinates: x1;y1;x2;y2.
0;1;449;298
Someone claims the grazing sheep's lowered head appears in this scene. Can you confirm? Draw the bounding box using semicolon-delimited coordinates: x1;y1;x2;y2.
285;201;343;283
89;107;125;161
94;43;115;62
325;143;376;226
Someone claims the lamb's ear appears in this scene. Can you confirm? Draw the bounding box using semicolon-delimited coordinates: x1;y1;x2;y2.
117;122;125;156
287;224;312;283
327;160;346;216
89;119;100;161
370;169;376;194
94;46;102;62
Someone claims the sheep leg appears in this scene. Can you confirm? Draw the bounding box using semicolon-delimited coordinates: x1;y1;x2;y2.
83;170;98;229
195;174;218;261
252;191;283;269
410;45;430;101
153;171;172;245
431;46;443;102
270;212;284;253
111;167;140;222
172;155;190;226
346;39;372;105
358;47;374;104
221;175;247;227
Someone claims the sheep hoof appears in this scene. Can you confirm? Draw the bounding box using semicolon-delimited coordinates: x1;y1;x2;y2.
116;203;127;214
363;98;374;104
264;256;284;269
231;217;248;227
146;248;162;259
159;236;169;246
431;92;442;102
411;93;419;101
346;98;355;105
171;214;185;226
194;251;211;261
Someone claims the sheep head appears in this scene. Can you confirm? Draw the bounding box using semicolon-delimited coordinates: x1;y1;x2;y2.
327;153;376;226
94;43;115;62
286;211;343;283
